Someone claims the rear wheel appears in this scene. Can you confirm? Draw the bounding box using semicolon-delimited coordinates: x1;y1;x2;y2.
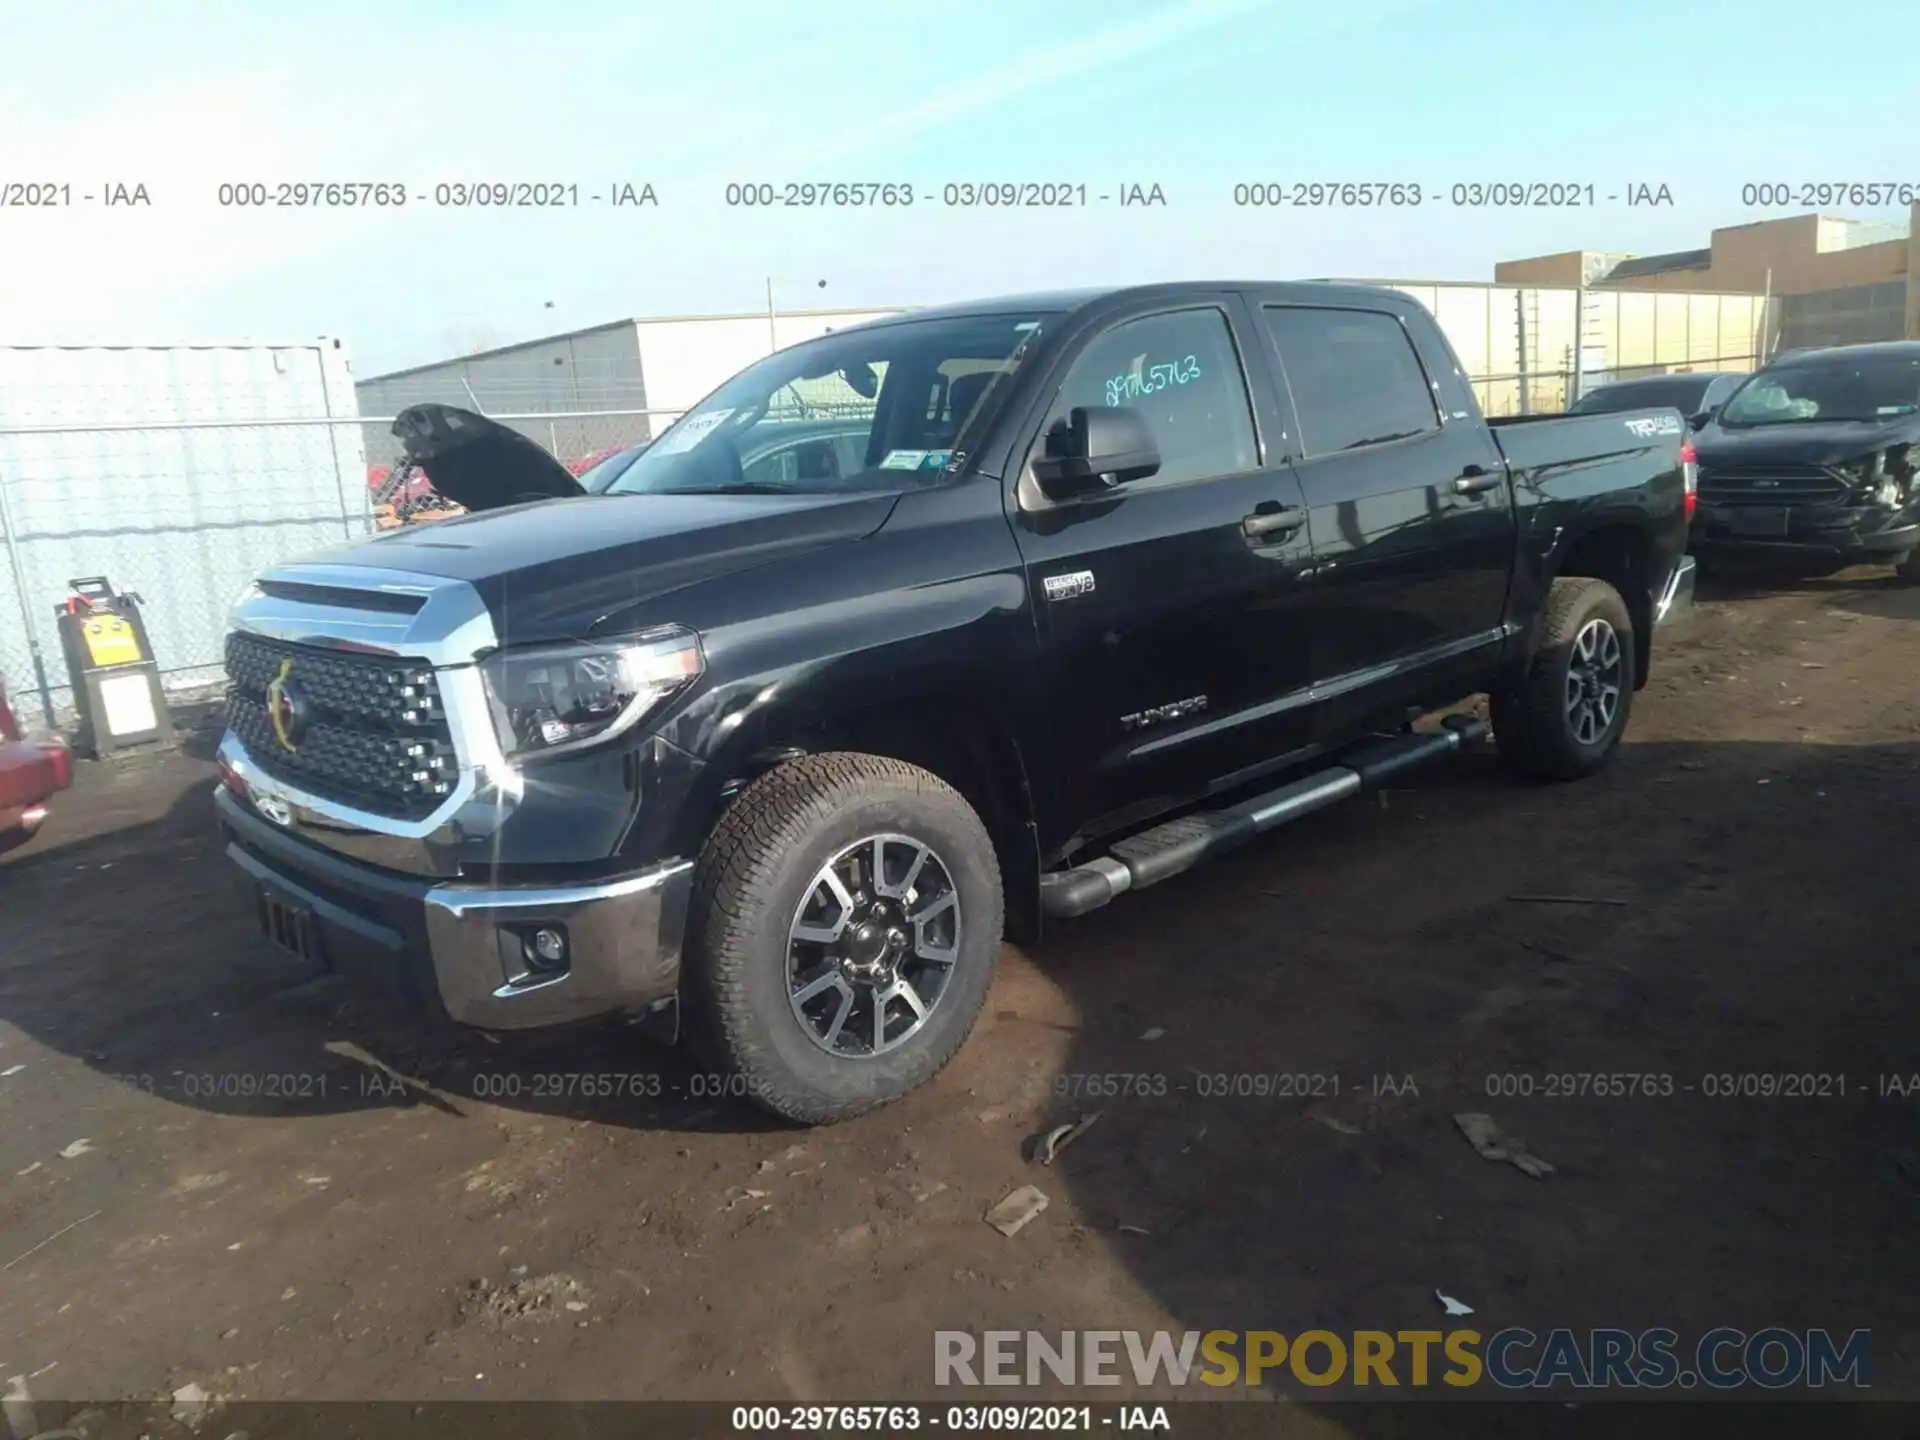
1492;577;1636;782
682;752;1003;1125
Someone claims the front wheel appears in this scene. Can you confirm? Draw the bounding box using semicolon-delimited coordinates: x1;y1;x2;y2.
1893;549;1920;584
1491;576;1636;782
681;752;1003;1126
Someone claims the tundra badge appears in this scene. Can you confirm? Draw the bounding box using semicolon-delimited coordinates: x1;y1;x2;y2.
1043;570;1096;601
1120;695;1210;731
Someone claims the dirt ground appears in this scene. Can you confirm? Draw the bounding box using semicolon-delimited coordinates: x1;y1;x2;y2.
5;568;1920;1425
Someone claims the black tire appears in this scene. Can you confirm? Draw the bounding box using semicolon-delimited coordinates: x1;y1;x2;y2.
1893;550;1920;584
1491;577;1636;782
681;752;1003;1126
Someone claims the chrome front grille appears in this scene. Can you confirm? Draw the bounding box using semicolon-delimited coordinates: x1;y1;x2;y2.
225;632;459;820
1696;463;1849;506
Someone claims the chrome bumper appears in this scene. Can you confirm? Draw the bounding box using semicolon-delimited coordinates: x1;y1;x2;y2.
217;783;692;1031
1655;555;1696;628
424;859;694;1029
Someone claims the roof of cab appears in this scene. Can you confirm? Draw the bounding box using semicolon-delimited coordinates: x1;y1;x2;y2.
836;280;1404;332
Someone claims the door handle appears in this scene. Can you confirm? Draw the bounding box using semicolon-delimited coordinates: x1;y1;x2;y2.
1452;466;1503;497
1242;505;1306;540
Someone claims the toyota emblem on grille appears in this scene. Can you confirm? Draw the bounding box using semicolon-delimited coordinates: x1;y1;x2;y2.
255;790;294;827
265;656;310;753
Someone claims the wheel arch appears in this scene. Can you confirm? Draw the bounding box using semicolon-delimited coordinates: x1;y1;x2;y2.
668;690;1044;947
1544;520;1655;690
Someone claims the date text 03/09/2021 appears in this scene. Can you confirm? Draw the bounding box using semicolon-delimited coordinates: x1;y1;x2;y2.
728;1405;1169;1432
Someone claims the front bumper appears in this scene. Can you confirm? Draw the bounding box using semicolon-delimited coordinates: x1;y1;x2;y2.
215;784;692;1030
1689;502;1920;565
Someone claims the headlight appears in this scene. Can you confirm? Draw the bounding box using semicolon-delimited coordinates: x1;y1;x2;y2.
1843;452;1903;507
478;626;704;760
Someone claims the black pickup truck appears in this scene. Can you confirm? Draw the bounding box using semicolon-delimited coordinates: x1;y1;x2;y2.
215;281;1695;1124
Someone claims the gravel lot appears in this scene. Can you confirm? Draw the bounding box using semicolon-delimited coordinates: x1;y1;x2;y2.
4;569;1920;1423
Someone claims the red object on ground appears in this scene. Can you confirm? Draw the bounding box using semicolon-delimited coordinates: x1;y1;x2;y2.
0;678;71;847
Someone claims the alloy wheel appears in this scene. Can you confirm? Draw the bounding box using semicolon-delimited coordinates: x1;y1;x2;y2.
1565;617;1623;746
786;833;962;1058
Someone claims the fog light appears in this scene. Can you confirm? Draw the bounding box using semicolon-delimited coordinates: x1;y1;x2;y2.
525;926;568;971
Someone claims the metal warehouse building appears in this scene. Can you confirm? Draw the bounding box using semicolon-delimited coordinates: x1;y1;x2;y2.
355;307;903;468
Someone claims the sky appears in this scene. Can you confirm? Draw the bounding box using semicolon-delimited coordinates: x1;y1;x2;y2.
2;0;1916;376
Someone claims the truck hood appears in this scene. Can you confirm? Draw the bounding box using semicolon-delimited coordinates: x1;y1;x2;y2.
1695;415;1920;468
298;487;900;644
392;403;587;510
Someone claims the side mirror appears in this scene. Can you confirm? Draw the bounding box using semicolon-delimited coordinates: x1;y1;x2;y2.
1690;406;1717;431
1030;406;1161;498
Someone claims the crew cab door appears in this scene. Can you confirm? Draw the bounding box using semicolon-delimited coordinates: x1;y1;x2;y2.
1007;299;1317;850
1257;302;1513;732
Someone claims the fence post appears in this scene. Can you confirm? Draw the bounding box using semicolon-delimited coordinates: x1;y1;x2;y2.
0;470;55;730
1570;286;1586;404
318;343;358;540
1515;290;1532;415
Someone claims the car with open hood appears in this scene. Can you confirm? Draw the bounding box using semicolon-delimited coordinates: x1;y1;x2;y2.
212;280;1696;1126
1688;342;1920;577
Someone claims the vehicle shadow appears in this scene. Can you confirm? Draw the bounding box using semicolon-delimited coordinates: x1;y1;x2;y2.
0;756;783;1137
1024;731;1920;1412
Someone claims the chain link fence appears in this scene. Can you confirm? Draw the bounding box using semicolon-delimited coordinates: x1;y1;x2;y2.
1470;350;1771;418
0;417;374;727
0;400;667;727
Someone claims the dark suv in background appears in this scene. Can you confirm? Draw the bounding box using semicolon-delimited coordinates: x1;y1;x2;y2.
1568;371;1748;429
1687;342;1920;578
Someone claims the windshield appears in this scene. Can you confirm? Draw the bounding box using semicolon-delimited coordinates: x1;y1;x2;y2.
1718;352;1920;426
603;312;1055;497
1569;378;1714;416
576;444;648;492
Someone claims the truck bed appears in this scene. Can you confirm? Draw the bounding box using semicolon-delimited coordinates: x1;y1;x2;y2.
1486;408;1687;482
